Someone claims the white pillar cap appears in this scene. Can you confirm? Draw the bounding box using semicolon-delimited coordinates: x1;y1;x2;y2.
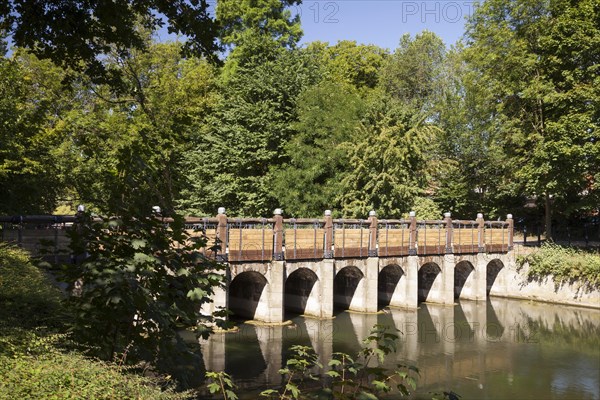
152;206;161;214
77;204;85;212
409;211;416;217
477;213;484;219
324;210;332;216
369;210;377;217
273;208;283;215
507;214;513;219
444;212;451;218
217;207;226;215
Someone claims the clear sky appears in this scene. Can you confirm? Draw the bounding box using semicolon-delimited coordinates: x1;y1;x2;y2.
152;1;476;51
295;0;475;50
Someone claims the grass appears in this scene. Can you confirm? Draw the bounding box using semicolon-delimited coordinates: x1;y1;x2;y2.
0;244;192;400
517;242;600;288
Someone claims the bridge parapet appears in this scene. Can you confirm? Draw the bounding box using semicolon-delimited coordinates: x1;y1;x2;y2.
0;210;514;261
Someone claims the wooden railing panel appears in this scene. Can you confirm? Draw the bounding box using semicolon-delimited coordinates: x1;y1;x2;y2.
417;226;446;255
379;228;411;256
228;228;274;261
453;228;478;254
334;228;369;258
485;227;509;253
285;228;324;260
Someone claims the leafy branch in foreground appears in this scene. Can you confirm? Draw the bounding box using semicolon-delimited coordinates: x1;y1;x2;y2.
260;345;322;399
325;324;419;399
58;211;227;364
206;371;238;400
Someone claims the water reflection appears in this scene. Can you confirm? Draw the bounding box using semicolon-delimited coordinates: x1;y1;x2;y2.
195;299;600;399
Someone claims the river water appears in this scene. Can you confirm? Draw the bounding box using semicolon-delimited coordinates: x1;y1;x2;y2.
190;298;600;399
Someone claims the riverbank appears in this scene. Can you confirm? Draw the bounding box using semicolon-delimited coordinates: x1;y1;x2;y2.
0;244;191;399
490;244;600;309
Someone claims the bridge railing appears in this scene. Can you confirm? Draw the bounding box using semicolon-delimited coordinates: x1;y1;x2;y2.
0;210;514;262
452;219;482;254
283;218;326;260
0;215;74;261
484;220;512;253
377;219;412;257
227;218;275;262
416;220;448;255
332;219;372;258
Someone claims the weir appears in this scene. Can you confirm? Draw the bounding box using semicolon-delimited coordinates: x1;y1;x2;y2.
0;209;515;324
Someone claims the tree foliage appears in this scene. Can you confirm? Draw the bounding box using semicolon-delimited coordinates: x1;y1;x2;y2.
61;211;226;363
464;0;600;232
1;0;219;84
0;52;69;214
53;41;218;214
339;99;436;218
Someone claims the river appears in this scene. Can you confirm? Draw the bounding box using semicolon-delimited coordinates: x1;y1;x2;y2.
187;298;600;399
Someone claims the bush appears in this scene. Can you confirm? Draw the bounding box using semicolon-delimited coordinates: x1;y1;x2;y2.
0;244;65;328
0;348;191;399
0;244;193;399
60;211;227;362
517;243;600;288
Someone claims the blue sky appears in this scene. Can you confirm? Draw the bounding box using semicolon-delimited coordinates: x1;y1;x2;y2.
295;1;476;50
153;1;476;51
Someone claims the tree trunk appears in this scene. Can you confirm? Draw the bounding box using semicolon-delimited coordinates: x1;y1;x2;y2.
545;193;552;241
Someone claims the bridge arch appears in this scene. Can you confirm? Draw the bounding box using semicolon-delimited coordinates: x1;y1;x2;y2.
229;271;268;320
378;264;405;307
334;266;364;311
487;259;504;296
418;262;442;303
285;268;319;315
454;260;475;299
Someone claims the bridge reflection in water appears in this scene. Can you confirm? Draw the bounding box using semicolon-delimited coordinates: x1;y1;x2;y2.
194;298;600;399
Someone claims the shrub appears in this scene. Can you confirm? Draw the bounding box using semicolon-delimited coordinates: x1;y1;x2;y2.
59;211;228;362
0;244;65;328
0;244;193;399
0;348;191;399
517;243;600;288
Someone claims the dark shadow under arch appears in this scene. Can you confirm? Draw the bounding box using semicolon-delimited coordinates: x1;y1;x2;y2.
285;268;319;315
378;264;404;307
334;266;364;311
229;271;268;320
486;259;504;296
454;261;475;299
418;262;442;303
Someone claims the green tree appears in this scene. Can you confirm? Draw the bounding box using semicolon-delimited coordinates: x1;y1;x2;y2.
62;211;227;365
0;52;70;214
180;46;317;216
1;0;219;84
339;97;435;218
306;40;388;90
54;41;218;214
180;1;316;216
464;0;600;236
430;46;516;219
270;81;365;217
380;32;446;113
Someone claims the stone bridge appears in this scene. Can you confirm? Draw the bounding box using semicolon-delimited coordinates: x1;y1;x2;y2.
0;210;515;324
193;209;514;324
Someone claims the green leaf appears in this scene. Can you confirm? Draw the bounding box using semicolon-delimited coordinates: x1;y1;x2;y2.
187;287;207;301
